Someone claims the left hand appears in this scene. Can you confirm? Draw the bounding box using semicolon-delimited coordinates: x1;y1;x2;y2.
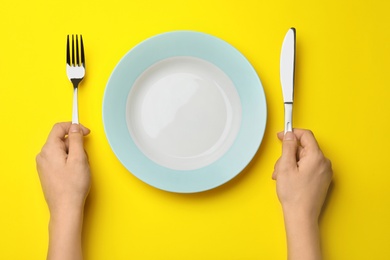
36;122;91;215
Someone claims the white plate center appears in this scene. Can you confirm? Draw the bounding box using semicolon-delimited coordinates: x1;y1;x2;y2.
126;57;242;170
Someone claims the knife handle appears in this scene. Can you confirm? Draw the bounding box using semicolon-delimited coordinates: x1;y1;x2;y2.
284;102;293;133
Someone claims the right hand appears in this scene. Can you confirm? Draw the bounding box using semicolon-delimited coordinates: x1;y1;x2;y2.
272;129;333;220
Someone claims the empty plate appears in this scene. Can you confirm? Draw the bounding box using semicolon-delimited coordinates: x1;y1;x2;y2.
103;31;267;193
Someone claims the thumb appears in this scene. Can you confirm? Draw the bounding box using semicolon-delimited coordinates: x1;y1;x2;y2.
280;131;298;169
67;124;86;161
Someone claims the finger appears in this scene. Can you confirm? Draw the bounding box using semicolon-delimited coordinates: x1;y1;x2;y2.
46;122;72;144
297;145;304;160
272;170;277;180
41;123;73;159
48;122;90;139
64;124;90;152
272;158;281;180
79;124;91;136
277;131;284;141
64;137;69;153
279;131;299;169
67;124;87;162
292;129;320;151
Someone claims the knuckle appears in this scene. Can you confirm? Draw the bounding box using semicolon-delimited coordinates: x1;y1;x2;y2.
325;158;332;167
52;122;62;131
306;129;314;135
325;158;333;175
272;170;277;180
274;158;280;169
37;147;47;158
84;150;90;162
314;149;326;161
35;153;42;164
318;157;333;178
302;129;315;138
52;122;69;134
69;153;88;164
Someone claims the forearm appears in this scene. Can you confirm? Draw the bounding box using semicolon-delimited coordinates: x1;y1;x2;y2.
47;208;85;260
283;209;322;260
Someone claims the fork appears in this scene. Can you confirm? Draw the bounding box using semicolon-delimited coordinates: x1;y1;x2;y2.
66;34;85;124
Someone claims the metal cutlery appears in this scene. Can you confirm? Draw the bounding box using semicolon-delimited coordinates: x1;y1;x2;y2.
66;35;85;124
280;28;296;133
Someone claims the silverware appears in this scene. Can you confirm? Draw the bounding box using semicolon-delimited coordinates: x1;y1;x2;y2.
66;35;85;124
280;28;296;133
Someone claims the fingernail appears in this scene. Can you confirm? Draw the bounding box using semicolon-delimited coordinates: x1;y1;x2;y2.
284;131;294;141
70;123;80;133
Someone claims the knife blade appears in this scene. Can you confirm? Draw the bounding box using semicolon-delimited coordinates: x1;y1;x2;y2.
280;28;296;133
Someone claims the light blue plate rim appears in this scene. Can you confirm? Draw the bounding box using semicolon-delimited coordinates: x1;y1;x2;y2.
103;31;267;193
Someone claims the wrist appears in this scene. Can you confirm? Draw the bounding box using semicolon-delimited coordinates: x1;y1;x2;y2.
282;207;322;260
282;204;319;224
47;202;85;260
49;205;84;226
48;195;86;216
283;208;319;233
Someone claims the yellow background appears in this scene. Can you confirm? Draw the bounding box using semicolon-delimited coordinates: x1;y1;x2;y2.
0;0;389;259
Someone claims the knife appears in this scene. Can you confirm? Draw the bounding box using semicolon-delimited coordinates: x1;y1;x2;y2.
280;28;296;133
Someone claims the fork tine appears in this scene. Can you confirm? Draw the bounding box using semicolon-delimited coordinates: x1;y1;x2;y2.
80;35;85;67
72;35;75;66
66;34;85;125
66;35;70;65
76;35;80;66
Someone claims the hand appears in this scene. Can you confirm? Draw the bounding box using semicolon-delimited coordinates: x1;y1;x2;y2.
36;122;91;260
273;129;333;220
36;122;91;215
273;129;333;260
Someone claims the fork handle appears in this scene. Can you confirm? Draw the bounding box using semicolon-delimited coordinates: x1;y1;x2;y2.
72;87;79;124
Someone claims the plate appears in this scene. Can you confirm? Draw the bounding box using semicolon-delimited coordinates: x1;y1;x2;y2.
103;31;267;193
